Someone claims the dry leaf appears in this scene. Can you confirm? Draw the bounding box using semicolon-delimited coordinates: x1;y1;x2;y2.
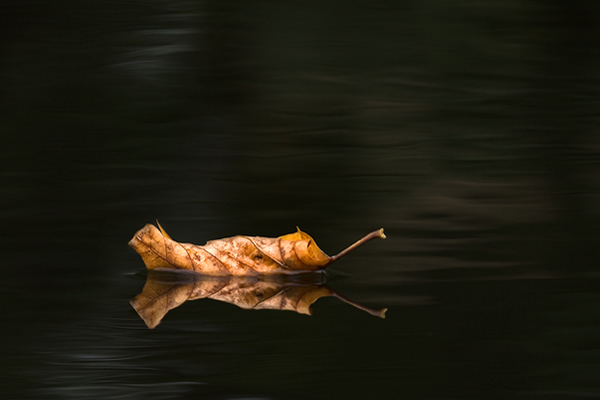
131;270;387;328
129;223;385;276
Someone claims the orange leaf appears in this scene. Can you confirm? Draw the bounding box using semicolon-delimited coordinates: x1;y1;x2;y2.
129;223;385;276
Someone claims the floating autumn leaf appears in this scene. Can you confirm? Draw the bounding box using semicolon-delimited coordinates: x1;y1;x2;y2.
131;270;387;328
129;222;385;276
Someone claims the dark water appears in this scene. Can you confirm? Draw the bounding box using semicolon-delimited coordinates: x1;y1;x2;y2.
2;1;600;399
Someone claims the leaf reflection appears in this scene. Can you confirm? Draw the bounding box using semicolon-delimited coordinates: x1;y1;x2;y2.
131;270;387;329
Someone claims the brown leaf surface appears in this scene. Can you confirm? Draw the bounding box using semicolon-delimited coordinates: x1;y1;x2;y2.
129;223;385;276
131;271;387;328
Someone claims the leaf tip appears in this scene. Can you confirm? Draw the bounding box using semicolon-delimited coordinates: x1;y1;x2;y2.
378;228;386;239
379;307;388;319
156;219;172;240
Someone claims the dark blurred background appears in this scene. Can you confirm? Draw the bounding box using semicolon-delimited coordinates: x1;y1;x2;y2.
1;1;599;399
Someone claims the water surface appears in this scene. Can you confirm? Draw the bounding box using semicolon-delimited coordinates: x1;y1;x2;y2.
2;1;600;399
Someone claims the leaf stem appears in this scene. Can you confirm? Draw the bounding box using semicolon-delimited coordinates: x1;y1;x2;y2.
329;228;386;263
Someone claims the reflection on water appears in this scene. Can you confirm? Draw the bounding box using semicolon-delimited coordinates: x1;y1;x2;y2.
132;270;386;328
